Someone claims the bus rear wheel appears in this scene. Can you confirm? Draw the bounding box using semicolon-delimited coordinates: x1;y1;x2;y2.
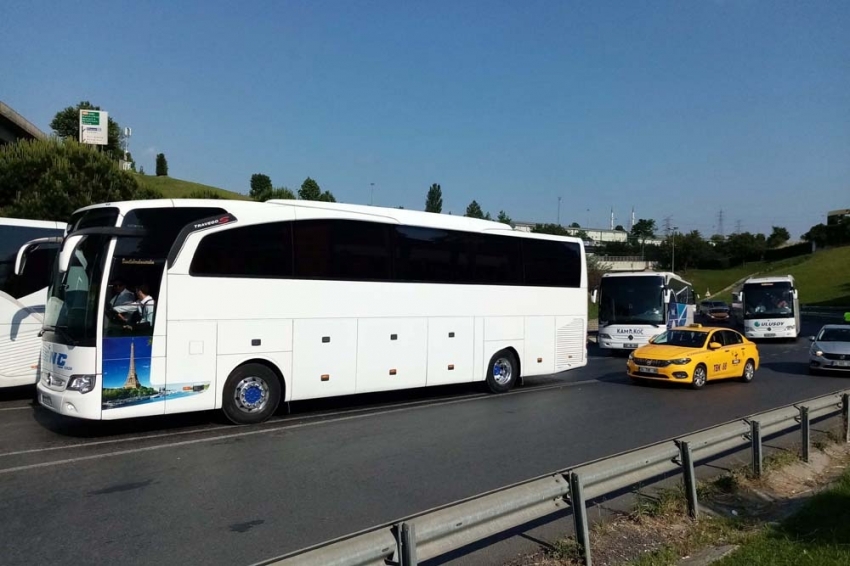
486;350;518;393
222;363;282;425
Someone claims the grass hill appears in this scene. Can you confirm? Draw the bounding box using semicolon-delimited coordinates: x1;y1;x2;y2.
682;246;850;307
134;174;250;200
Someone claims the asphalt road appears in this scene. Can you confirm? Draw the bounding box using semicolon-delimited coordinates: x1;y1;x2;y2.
1;316;847;566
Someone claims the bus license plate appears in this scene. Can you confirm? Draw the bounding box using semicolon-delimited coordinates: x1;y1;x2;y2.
40;394;53;407
639;366;658;374
764;333;776;337
624;343;638;349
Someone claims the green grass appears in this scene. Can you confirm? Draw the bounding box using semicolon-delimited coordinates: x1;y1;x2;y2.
680;247;850;307
714;468;850;566
134;174;250;200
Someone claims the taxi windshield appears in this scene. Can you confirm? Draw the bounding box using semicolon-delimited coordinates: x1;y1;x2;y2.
652;329;708;349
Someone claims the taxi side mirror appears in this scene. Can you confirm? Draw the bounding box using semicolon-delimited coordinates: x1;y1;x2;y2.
709;342;722;350
647;336;655;344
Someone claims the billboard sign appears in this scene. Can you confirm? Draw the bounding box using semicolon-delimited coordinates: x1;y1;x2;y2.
79;109;109;145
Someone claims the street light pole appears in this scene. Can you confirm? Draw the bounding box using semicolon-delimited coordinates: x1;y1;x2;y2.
370;183;375;206
557;197;562;225
671;226;679;272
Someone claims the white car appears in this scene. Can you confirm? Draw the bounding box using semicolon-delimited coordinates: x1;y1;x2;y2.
809;323;850;375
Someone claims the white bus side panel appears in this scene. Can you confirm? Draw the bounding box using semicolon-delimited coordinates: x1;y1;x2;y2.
555;317;586;372
524;316;556;377
0;290;44;387
164;320;217;415
291;318;358;400
426;317;474;385
356;318;427;392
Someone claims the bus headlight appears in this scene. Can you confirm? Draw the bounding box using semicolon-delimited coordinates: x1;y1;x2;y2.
67;375;97;394
600;333;612;339
670;358;691;365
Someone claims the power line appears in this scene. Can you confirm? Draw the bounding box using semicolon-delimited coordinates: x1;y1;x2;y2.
717;209;724;237
663;216;673;238
735;220;743;234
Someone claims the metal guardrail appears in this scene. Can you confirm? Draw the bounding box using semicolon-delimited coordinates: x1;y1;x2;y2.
255;390;850;566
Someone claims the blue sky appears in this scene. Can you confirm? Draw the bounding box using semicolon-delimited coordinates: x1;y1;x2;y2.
2;1;848;239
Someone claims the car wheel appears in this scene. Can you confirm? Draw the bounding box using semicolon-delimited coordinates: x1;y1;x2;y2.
222;363;282;425
486;350;518;393
740;359;755;383
691;365;708;390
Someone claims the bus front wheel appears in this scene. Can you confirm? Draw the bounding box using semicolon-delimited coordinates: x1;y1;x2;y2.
486;350;518;393
222;363;282;425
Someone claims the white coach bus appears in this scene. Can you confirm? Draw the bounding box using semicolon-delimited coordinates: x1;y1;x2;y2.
733;275;800;340
0;217;66;388
592;271;696;352
36;199;588;424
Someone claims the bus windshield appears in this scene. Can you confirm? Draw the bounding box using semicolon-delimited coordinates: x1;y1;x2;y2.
599;275;664;326
43;235;110;346
743;282;794;319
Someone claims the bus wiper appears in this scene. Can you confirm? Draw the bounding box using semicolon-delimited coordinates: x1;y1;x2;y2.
42;325;78;346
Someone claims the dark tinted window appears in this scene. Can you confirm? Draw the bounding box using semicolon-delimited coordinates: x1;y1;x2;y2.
68;207;120;233
118;207;227;258
4;244;58;299
469;234;522;285
0;225;65;298
523;238;582;287
294;220;391;281
191;222;293;277
721;330;742;345
394;226;471;283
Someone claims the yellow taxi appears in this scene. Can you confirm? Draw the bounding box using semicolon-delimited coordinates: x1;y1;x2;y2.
626;324;760;389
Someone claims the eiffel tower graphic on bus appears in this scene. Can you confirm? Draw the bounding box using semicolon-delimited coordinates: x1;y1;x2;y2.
123;340;141;389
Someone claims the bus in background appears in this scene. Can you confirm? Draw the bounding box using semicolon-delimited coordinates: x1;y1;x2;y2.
592;271;696;353
733;275;800;340
0;217;66;388
36;199;588;424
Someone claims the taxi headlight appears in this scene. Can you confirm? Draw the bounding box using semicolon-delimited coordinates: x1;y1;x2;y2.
628;352;635;360
670;358;692;365
67;374;97;394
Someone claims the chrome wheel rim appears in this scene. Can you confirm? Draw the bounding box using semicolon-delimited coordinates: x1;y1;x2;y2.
234;376;269;413
493;358;513;386
744;362;754;381
693;368;706;387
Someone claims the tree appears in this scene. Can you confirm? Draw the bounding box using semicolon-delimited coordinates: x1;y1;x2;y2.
614;224;625;231
269;187;296;200
569;222;581;228
0;138;144;221
425;183;443;213
299;177;322;201
465;200;484;219
497;210;513;226
766;226;791;249
155;153;168;176
318;190;336;202
49;101;124;159
139;166;145;175
531;223;570;236
249;173;273;201
630;219;656;240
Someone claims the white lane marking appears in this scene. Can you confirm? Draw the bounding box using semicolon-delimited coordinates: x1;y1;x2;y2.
0;378;600;474
0;406;31;412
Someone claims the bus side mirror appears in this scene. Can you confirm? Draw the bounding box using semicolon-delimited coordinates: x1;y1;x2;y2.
14;243;35;276
590;289;598;304
58;235;84;274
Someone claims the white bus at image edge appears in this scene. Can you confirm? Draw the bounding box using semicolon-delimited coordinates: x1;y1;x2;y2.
0;217;66;388
732;275;801;340
36;199;589;424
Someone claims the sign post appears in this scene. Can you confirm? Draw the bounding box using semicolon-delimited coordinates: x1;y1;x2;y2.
79;109;109;146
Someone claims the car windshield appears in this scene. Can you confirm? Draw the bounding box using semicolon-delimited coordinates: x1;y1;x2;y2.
818;328;850;342
651;329;709;348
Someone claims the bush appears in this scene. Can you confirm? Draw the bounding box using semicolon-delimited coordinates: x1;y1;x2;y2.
0;138;143;221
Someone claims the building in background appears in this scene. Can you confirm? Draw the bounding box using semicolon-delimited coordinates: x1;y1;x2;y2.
0;101;47;146
827;209;850;225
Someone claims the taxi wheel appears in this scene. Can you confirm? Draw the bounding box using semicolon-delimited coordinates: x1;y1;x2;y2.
691;365;707;390
740;359;756;383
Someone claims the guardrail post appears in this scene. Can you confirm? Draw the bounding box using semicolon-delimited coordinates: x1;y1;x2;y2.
679;441;699;520
800;406;810;463
398;522;417;566
751;420;763;478
843;393;850;443
569;472;592;566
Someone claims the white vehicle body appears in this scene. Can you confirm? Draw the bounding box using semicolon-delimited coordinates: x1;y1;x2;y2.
0;218;66;388
735;275;800;339
592;271;696;351
37;199;588;422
